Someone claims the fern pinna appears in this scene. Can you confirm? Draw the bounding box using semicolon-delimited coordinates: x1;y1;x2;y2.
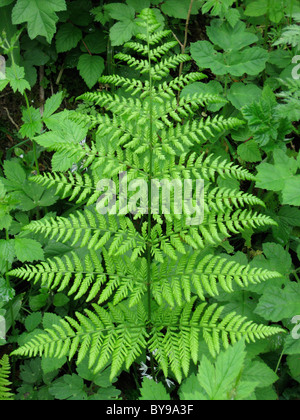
10;9;283;383
0;355;13;400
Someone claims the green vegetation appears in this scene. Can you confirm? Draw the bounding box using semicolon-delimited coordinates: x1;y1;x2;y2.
0;0;299;401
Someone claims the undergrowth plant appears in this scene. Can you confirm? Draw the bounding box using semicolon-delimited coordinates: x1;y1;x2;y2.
0;355;13;400
9;9;285;384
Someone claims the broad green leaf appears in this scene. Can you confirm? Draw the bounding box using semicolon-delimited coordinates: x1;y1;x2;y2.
81;31;107;55
0;277;15;302
126;0;150;12
284;333;300;355
14;238;44;262
161;0;202;19
244;0;268;17
53;293;69;307
12;0;67;43
43;92;63;120
20;106;43;139
255;283;300;322
242;360;278;389
256;149;298;191
191;41;268;76
207;20;258;51
0;79;9;91
29;293;48;312
35;117;89;171
282;177;300;206
139;378;170;400
197;340;247;400
237;140;262;163
56;23;82;53
179;374;206;400
90;386;121;400
25;312;42;332
202;0;235;15
228;83;262;109
287;355;300;383
68;0;93;27
41;355;67;375
248;243;291;294
245;0;284;23
0;239;15;264
0;0;15;6
105;3;135;20
49;374;87;400
255;386;278;401
109;19;137;46
0;212;12;230
3;160;26;185
77;54;105;89
6;65;30;94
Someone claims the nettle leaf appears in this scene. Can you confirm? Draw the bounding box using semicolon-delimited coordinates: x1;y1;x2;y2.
12;0;67;43
14;238;44;263
139;378;170;400
77;54;105;89
56;23;82;53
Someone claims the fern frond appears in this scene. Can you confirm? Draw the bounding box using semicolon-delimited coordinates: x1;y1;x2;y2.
30;171;102;206
11;299;284;383
273;24;300;48
150;253;282;306
0;355;13;401
22;210;146;258
150;299;284;381
12;303;148;381
205;186;266;212
9;7;285;386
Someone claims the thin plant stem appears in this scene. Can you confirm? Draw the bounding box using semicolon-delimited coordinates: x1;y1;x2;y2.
275;349;285;375
178;0;194;79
